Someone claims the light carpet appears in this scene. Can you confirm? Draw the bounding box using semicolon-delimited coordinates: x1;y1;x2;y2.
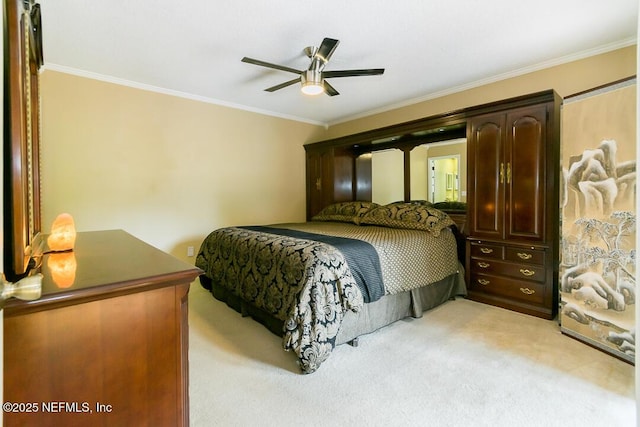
188;283;635;427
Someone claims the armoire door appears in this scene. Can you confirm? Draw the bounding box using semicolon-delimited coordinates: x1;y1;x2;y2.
505;105;547;242
468;113;505;239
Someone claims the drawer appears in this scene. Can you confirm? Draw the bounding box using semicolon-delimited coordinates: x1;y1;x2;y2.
470;258;545;283
469;273;545;304
470;242;504;260
505;247;545;266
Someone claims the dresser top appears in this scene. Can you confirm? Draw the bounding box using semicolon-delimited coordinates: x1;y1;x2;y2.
4;229;202;316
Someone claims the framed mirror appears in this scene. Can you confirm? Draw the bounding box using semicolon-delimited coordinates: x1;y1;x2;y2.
412;139;466;203
428;155;460;202
370;148;404;205
368;138;467;205
3;0;43;281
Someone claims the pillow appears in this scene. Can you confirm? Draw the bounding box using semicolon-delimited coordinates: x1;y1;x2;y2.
311;201;380;225
360;202;455;236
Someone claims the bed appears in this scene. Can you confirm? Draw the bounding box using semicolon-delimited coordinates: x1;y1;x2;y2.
196;201;467;374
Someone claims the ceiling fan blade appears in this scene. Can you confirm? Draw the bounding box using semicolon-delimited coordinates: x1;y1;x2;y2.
265;78;301;92
323;80;339;97
241;57;303;75
316;38;339;63
322;69;385;78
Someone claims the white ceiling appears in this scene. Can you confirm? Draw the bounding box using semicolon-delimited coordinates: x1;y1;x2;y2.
39;0;638;126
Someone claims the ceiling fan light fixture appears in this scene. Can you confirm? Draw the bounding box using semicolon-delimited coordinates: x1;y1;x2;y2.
301;82;324;96
301;70;324;96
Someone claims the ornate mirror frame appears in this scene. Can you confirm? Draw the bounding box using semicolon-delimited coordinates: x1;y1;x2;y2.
3;0;43;281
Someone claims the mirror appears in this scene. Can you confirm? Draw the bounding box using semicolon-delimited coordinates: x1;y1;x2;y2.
369;138;467;205
412;139;466;203
428;155;460;202
4;0;44;281
370;149;404;205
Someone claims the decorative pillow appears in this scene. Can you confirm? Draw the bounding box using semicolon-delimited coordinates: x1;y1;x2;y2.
360;202;455;236
311;201;380;225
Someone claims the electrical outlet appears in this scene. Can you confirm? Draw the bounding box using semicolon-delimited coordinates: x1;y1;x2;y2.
187;246;195;257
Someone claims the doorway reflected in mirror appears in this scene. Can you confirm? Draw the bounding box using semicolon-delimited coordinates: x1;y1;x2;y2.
429;156;459;202
412;138;466;203
368;138;466;205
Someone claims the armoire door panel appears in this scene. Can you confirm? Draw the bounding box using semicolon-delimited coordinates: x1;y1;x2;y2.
469;115;504;239
506;107;546;241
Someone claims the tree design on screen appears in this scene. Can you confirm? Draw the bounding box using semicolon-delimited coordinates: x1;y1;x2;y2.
560;139;636;360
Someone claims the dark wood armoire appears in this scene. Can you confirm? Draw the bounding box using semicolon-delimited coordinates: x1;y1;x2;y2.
465;91;561;319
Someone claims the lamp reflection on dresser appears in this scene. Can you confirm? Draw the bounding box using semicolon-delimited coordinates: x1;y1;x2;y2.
47;251;77;288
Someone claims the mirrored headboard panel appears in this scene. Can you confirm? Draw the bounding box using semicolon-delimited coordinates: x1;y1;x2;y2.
365;137;467;205
412;138;467;203
354;121;467;205
371;149;404;205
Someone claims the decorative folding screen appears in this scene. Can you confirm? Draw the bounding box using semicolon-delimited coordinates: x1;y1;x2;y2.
559;78;636;364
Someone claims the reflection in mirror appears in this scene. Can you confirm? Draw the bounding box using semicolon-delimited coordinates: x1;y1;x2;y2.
368;138;467;206
430;156;460;202
410;145;429;201
371;149;404;205
411;138;466;203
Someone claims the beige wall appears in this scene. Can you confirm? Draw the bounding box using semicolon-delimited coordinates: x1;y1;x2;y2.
40;45;636;263
40;71;325;261
324;45;637;139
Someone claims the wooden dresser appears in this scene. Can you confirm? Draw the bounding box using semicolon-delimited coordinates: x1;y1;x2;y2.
3;230;202;427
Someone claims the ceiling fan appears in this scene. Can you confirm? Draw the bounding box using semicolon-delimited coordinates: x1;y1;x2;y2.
241;37;384;96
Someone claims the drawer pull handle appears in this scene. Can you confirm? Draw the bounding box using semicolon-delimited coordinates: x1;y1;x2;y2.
477;262;490;268
478;279;490;285
520;287;535;295
519;269;535;277
480;248;493;254
517;252;532;260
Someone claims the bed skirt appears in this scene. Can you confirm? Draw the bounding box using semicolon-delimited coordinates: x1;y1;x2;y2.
199;266;466;347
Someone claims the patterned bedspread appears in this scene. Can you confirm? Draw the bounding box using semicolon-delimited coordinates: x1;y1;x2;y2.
196;221;459;373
